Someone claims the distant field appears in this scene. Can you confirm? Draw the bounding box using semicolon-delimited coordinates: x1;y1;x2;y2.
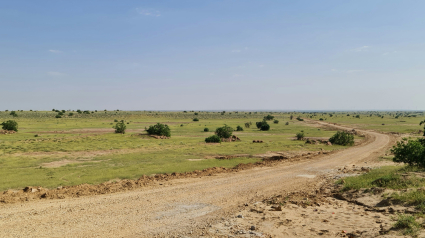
0;110;353;191
308;111;425;134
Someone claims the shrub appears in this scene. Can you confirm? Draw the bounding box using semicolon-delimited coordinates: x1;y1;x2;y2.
260;122;270;131
285;122;289;125
296;117;304;121
236;125;244;131
77;109;82;114
264;115;274;121
1;120;18;131
329;131;354;146
290;115;293;120
273;119;279;124
10;111;18;117
356;115;360;119
113;121;126;134
68;113;74;116
215;125;233;138
114;119;118;122
194;112;198;115
391;138;425;167
204;128;209;132
296;132;304;140
58;112;64;116
245;122;250;128
193;118;199;121
146;123;171;137
319;118;324;121
205;135;221;143
55;115;62;118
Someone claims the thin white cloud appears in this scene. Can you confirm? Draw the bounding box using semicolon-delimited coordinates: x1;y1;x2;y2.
347;69;364;73
232;74;243;77
231;49;241;53
136;8;161;17
350;46;370;52
47;71;66;77
48;49;62;53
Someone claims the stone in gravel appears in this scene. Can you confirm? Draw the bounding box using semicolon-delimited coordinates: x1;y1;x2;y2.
250;226;256;230
237;215;243;218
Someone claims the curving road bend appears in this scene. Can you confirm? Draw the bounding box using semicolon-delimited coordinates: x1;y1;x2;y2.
0;122;392;237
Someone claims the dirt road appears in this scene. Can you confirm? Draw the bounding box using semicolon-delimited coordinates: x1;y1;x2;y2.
0;123;391;237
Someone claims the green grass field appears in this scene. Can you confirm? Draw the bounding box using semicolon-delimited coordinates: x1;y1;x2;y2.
0;110;355;191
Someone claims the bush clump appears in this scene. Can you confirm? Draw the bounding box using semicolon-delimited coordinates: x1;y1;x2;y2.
391;138;425;167
285;122;289;125
193;118;199;121
263;115;274;121
215;125;233;138
55;115;62;118
256;121;270;131
205;135;221;143
296;117;304;121
204;128;209;132
296;132;304;140
236;125;244;131
113;121;126;134
1;120;18;131
329;131;354;146
273;119;279;124
146;123;171;137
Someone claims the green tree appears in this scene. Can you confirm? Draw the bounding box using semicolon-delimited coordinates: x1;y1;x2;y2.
215;125;233;138
273;119;279;124
236;125;244;131
1;120;18;131
113;121;126;134
146;123;171;137
204;128;209;132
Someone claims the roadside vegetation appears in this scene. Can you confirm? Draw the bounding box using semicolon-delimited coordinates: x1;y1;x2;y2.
0;110;362;191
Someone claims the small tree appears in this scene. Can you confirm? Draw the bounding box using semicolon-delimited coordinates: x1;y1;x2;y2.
113;121;126;134
146;123;171;137
10;111;18;117
296;132;304;140
215;125;233;138
290;115;294;120
329;131;354;146
273;119;279;124
1;120;18;131
205;135;221;143
260;122;270;131
236;125;244;131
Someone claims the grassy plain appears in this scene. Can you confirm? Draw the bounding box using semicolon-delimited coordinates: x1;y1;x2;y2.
0;110;353;191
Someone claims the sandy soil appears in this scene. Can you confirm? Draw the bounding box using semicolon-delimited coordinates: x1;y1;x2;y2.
0;122;394;237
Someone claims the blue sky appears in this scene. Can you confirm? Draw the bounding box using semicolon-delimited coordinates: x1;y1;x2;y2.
1;0;424;110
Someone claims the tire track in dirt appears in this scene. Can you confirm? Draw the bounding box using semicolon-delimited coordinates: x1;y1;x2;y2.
0;122;392;237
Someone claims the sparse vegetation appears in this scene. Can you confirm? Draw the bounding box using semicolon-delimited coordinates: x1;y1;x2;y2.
393;213;421;236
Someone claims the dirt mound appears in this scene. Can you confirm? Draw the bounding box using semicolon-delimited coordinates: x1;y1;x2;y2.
0;130;17;134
